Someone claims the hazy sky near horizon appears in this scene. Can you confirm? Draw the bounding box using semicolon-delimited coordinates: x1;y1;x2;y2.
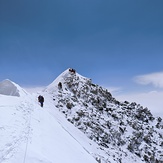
0;0;163;94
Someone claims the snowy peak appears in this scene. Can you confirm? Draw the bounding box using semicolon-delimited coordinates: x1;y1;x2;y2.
0;79;27;97
44;68;90;93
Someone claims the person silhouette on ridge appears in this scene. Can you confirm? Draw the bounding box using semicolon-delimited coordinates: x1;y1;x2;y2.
38;95;44;107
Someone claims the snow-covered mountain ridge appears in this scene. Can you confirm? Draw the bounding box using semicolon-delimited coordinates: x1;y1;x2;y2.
44;69;163;163
0;68;162;163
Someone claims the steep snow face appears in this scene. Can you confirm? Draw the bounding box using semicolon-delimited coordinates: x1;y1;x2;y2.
44;69;163;163
0;94;97;163
0;79;27;97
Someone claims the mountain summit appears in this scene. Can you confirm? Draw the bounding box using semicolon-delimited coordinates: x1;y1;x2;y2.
44;68;163;163
44;68;87;93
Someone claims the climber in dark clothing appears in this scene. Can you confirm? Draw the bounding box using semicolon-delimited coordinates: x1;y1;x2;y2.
38;95;44;107
58;82;62;89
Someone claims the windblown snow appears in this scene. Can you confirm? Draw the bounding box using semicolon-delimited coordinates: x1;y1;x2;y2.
0;69;162;163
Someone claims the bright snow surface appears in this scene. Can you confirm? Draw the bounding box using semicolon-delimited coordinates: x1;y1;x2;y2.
0;93;97;163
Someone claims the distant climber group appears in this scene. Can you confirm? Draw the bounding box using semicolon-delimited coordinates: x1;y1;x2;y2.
38;95;44;107
69;68;76;73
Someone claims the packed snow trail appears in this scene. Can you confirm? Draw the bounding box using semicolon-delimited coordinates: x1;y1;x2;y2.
0;94;97;163
0;95;34;163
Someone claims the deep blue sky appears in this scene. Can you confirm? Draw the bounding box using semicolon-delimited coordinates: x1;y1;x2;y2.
0;0;163;92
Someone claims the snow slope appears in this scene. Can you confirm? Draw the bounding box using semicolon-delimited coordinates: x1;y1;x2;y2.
0;93;97;163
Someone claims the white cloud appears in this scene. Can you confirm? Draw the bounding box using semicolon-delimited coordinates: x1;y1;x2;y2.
134;72;163;88
104;72;163;118
115;91;163;118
